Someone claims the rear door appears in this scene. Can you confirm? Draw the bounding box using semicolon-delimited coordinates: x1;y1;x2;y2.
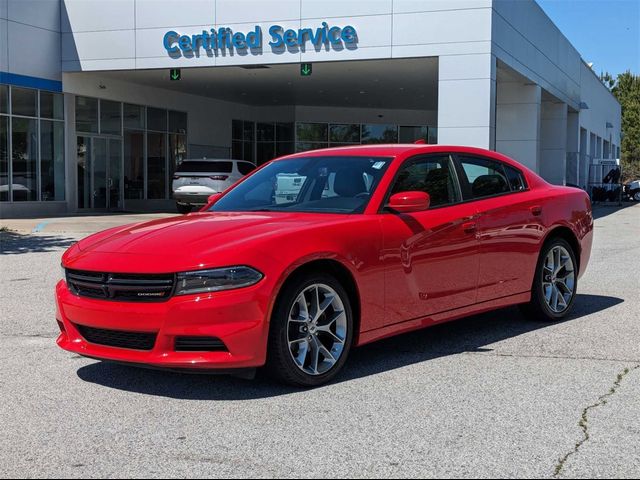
454;155;545;302
381;154;480;324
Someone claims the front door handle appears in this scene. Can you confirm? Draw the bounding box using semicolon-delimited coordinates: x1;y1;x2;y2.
462;221;477;233
530;205;542;216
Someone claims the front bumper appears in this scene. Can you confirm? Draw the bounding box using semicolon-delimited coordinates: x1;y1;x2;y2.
55;280;270;370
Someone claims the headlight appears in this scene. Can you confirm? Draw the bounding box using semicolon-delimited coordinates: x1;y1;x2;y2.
175;266;263;296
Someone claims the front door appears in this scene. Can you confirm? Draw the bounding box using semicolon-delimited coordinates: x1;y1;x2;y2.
77;136;123;210
382;154;480;325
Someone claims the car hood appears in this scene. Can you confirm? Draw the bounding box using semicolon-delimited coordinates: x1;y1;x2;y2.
66;211;351;272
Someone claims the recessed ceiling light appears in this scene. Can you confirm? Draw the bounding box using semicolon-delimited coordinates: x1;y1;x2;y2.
360;91;366;94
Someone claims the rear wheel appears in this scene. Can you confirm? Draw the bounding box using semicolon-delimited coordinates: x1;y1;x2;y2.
520;238;577;321
176;203;192;214
632;189;640;202
266;273;353;387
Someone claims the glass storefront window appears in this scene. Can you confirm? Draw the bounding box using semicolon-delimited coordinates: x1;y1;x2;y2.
276;142;294;157
257;123;275;142
170;133;187;181
40;120;65;201
0;85;8;114
124;104;145;130
124;130;145;200
297;123;328;143
147;107;167;132
276;123;294;142
330;124;360;144
76;96;98;133
147;132;166;199
428;127;437;144
11;117;38;201
0;117;8;201
169;111;187;134
100;100;121;135
296;142;327;153
11;87;37;117
399;126;428;144
361;124;398;144
40;92;64;120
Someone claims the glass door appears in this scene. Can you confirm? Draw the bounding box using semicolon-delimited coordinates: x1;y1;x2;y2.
108;138;122;210
77;135;123;210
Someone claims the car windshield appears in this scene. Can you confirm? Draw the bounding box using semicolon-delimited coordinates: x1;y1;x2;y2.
209;156;392;214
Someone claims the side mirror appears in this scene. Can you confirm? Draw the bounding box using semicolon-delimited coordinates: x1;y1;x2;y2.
388;191;430;213
199;193;222;211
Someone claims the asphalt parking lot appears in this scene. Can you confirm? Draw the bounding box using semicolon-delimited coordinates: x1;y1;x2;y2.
1;204;639;478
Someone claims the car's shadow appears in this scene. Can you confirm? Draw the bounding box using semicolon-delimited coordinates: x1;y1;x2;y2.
0;230;77;255
76;293;623;400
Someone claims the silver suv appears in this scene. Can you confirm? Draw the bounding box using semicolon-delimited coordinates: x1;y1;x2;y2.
172;159;255;213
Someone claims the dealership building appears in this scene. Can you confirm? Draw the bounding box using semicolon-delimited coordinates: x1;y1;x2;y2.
0;0;621;217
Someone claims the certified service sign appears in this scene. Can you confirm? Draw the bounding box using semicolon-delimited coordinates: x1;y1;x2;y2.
163;23;358;56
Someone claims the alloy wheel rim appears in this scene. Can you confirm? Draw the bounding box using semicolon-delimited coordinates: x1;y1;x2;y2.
542;245;576;314
287;283;347;376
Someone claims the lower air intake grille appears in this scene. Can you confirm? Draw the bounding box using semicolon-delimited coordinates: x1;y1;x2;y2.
175;336;228;352
75;324;157;351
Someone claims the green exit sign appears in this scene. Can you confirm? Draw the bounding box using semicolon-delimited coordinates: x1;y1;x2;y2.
300;63;312;77
170;68;181;81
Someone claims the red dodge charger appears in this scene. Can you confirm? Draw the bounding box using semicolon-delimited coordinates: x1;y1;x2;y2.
56;145;593;387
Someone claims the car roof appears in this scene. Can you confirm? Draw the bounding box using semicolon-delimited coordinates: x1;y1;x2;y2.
182;158;251;163
280;144;517;164
275;144;546;187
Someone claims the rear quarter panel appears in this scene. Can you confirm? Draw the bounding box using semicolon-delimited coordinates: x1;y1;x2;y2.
539;186;594;278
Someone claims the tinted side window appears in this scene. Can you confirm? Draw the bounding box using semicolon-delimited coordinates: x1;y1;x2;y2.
458;156;509;199
504;165;527;191
237;162;255;175
391;155;460;208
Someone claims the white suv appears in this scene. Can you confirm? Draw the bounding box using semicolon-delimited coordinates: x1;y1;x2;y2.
172;159;255;213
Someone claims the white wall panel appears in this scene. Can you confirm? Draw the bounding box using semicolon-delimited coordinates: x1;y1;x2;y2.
0;19;7;72
393;8;491;46
393;0;491;13
8;21;60;80
136;0;215;29
302;0;392;19
216;0;300;24
8;0;60;31
62;30;135;62
62;0;134;33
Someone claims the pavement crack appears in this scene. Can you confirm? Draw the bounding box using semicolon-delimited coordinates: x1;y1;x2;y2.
554;363;640;477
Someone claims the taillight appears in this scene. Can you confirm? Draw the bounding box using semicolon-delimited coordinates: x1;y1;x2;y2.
209;175;229;181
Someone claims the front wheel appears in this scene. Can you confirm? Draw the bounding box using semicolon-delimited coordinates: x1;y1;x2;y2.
520;238;578;321
265;274;353;387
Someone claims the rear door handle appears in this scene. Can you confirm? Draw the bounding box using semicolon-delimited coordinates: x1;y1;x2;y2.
462;221;477;233
530;205;542;216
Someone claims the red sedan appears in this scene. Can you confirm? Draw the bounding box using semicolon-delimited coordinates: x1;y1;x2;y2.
56;145;593;387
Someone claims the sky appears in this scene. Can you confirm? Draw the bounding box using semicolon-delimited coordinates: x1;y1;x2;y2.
537;0;640;77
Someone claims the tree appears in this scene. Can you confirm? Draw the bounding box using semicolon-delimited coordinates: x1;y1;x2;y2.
601;71;640;181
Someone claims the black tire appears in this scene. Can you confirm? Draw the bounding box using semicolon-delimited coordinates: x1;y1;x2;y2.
631;189;640;202
176;203;192;214
520;237;578;322
265;273;354;387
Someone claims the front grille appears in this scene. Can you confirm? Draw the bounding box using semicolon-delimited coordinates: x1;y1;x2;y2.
175;336;228;352
75;323;157;351
66;269;175;302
